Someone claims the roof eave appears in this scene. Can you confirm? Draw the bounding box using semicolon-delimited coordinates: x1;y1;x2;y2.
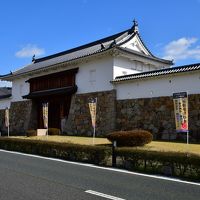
0;48;114;81
115;47;173;65
111;63;200;83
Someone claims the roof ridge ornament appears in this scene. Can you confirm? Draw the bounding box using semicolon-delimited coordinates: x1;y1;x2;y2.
109;39;117;48
32;54;36;63
132;19;139;33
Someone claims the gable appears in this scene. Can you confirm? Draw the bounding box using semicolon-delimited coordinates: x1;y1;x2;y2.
120;34;151;56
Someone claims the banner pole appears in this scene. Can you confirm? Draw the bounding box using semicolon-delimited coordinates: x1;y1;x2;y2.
47;103;48;138
6;108;10;137
186;91;188;146
93;125;95;145
8;121;9;137
94;97;97;145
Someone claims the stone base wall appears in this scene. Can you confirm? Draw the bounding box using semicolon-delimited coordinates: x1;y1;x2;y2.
116;94;200;142
1;92;200;141
0;100;37;136
64;90;116;136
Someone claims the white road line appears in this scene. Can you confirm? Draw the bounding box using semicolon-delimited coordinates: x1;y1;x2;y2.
0;149;200;186
85;190;125;200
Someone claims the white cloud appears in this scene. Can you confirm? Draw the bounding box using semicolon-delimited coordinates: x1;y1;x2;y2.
15;44;45;58
163;37;200;61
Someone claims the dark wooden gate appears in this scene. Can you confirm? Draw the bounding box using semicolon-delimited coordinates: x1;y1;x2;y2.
23;68;78;129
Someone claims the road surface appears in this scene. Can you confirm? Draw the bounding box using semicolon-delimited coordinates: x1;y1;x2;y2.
0;150;199;200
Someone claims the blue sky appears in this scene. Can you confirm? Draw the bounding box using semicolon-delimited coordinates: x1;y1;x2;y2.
0;0;200;79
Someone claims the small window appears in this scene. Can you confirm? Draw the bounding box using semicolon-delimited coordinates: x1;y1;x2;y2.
19;84;23;95
89;69;96;82
136;63;143;71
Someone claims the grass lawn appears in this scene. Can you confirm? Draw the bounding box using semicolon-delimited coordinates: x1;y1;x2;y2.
13;135;111;146
12;136;200;155
137;141;200;155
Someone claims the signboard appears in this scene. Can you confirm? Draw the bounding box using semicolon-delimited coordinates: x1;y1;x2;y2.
88;98;97;128
5;108;9;128
173;92;188;132
42;103;48;129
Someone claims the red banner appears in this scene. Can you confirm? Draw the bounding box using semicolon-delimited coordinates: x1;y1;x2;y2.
173;92;188;132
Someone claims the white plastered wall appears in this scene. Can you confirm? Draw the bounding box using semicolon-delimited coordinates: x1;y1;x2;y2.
76;55;114;94
10;55;114;102
113;56;170;79
113;57;145;78
115;71;200;100
12;77;30;102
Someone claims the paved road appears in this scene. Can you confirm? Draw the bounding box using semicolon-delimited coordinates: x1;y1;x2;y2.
0;150;199;200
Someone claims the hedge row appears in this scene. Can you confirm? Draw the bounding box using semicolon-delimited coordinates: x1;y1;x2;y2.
1;137;200;181
116;148;200;180
0;138;111;165
107;130;152;147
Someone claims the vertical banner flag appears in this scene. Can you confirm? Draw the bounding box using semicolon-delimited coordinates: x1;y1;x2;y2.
42;103;48;129
5;108;9;128
88;98;97;128
173;92;188;132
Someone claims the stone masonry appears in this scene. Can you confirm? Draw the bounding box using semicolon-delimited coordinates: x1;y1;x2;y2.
116;94;200;142
0;100;37;135
0;91;200;141
64;90;116;136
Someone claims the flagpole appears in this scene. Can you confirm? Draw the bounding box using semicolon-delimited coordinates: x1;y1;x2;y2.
93;97;97;145
8;116;10;137
93;125;95;145
6;107;10;137
47;103;48;138
47;115;48;138
186;91;189;146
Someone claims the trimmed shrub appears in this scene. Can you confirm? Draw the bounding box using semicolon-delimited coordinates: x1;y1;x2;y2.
0;137;111;165
116;148;200;180
26;130;37;137
106;130;153;147
48;128;60;135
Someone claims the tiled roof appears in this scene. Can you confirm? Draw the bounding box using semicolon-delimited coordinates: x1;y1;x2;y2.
0;87;12;99
112;63;200;83
2;29;132;79
0;23;171;80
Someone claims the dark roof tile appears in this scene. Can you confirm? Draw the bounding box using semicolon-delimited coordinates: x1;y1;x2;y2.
112;63;200;83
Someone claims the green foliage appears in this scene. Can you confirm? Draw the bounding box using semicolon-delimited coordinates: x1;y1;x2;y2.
48;128;60;135
26;130;37;137
107;130;153;147
116;148;200;180
0;138;111;165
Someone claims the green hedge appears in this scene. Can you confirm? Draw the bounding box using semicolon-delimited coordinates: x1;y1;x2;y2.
1;137;200;181
106;130;152;147
116;148;200;180
0;138;111;165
